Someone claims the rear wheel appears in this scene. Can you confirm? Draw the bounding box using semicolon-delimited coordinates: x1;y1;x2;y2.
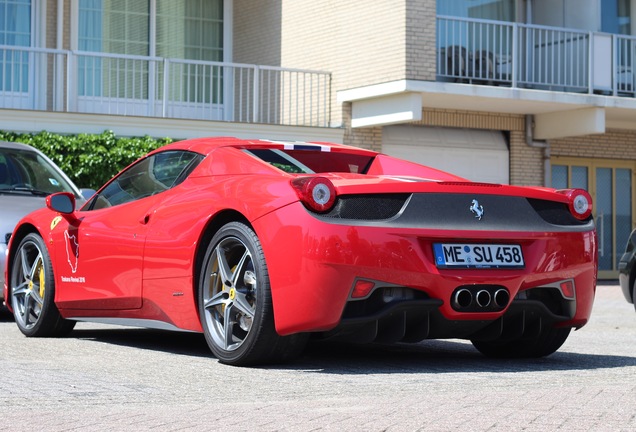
198;222;307;366
471;326;571;358
10;233;75;337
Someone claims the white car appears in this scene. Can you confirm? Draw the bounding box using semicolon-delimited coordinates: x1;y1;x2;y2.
1;141;94;305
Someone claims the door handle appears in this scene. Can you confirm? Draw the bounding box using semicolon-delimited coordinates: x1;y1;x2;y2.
139;213;151;225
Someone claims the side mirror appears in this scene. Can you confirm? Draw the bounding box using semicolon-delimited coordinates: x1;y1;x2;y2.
46;192;76;214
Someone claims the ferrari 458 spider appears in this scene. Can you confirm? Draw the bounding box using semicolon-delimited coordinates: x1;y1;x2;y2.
4;137;597;366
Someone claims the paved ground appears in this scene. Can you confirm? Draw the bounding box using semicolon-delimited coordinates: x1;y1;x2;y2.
1;282;635;431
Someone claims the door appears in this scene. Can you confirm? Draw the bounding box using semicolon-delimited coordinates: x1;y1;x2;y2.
551;157;635;279
52;194;163;310
51;149;204;310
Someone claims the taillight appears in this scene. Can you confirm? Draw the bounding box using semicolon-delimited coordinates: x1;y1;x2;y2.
291;176;337;213
558;189;593;220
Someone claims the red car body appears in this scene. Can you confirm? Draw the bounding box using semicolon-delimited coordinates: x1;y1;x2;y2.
4;137;597;365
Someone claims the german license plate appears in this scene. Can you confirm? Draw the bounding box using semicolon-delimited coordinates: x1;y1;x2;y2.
433;243;525;269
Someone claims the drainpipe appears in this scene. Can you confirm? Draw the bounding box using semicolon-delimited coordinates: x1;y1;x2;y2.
525;114;551;187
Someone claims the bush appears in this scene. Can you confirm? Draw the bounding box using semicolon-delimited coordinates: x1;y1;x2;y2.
0;130;173;189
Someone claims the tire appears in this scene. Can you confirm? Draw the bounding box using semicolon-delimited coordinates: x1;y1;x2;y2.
9;233;76;337
632;278;636;312
471;326;571;358
198;222;307;366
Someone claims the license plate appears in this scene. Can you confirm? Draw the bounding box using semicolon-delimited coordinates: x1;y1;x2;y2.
433;243;525;269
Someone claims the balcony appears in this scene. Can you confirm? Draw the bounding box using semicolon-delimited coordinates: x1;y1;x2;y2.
437;16;636;97
0;46;331;128
339;16;636;135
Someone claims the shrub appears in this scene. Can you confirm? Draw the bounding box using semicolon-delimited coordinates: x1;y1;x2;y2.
0;130;173;189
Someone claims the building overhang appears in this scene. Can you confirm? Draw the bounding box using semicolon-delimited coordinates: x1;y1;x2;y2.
0;110;345;143
337;79;636;139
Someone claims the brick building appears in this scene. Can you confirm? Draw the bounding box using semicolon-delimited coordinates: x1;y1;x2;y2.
1;0;635;277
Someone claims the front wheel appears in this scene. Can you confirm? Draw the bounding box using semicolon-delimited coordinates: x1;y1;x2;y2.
198;222;307;366
10;233;75;337
471;326;571;358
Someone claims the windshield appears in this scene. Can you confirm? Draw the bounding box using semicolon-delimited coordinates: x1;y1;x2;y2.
0;147;79;197
245;149;374;174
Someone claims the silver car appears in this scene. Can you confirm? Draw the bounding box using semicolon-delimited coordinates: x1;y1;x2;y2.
1;141;94;304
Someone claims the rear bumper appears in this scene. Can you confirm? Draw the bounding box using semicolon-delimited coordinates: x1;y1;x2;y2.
254;203;597;336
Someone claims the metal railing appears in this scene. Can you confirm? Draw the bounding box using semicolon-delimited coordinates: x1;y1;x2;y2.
0;45;331;127
437;16;636;96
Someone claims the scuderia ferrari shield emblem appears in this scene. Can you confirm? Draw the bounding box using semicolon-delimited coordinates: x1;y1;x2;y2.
469;199;484;220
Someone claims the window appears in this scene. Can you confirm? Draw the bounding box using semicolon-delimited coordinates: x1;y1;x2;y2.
77;0;224;101
602;0;632;35
0;0;31;93
437;0;515;22
245;149;374;175
88;150;203;209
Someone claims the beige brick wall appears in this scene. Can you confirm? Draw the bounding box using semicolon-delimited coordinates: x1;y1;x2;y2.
509;130;545;186
550;130;636;160
233;0;281;65
232;1;438;126
280;1;408;126
406;0;436;81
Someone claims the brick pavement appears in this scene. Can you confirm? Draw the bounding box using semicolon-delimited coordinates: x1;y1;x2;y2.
0;283;635;431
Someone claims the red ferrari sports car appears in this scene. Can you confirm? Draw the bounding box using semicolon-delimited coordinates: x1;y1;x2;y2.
4;137;597;366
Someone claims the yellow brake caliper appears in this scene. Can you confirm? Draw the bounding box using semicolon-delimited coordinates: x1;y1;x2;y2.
38;264;45;299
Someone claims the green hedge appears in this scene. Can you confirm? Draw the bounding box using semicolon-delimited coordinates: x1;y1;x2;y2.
0;130;173;190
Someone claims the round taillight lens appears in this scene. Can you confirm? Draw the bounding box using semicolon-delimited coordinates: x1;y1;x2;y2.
291;176;337;213
560;189;593;220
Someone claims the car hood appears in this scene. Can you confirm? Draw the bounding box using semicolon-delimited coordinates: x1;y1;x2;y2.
0;195;48;243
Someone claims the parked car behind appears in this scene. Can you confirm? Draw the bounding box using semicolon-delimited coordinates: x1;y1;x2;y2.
619;228;636;308
0;141;94;305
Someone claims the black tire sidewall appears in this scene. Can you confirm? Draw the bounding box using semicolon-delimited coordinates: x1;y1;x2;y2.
198;222;275;365
11;233;59;336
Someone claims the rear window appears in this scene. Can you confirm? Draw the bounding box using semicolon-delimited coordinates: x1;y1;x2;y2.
245;149;374;174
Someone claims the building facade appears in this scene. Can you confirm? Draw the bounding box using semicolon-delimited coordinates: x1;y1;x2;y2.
1;0;635;278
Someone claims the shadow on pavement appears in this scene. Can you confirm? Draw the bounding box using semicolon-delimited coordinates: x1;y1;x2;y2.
293;339;636;374
67;326;636;374
0;307;14;322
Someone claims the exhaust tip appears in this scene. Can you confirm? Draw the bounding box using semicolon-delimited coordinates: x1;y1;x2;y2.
493;288;510;308
453;289;473;309
475;290;492;308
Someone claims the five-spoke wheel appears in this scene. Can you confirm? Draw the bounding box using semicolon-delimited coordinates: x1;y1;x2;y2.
10;233;75;337
199;222;306;365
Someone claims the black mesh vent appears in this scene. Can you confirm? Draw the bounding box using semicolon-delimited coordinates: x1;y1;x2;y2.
527;198;591;225
322;194;410;220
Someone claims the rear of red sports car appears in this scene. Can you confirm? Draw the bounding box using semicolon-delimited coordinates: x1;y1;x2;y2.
247;147;597;359
4;138;596;366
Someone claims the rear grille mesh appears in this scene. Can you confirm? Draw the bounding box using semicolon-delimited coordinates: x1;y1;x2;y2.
323;194;410;220
527;198;591;225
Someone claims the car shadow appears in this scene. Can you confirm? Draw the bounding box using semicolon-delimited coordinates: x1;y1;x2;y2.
68;326;636;374
0;307;14;322
292;339;636;374
71;327;212;358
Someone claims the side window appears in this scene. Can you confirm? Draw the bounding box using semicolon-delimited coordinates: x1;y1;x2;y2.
87;150;203;210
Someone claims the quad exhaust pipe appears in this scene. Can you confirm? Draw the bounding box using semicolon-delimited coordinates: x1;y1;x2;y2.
451;286;510;312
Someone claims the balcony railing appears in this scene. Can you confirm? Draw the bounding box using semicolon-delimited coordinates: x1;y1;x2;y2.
0;46;332;127
437;16;636;97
